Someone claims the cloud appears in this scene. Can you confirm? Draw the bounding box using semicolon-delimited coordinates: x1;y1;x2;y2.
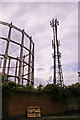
63;69;78;85
34;77;46;87
50;66;54;70
37;68;44;71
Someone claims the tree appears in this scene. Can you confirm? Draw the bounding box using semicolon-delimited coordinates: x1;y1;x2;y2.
78;71;80;77
37;83;43;93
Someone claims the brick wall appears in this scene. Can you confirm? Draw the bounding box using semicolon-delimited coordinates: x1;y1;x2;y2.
3;91;67;118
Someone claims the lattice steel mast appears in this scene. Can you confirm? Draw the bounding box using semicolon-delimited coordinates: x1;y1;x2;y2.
50;18;63;86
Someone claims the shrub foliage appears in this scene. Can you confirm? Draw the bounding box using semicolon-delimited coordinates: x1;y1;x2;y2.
1;75;80;104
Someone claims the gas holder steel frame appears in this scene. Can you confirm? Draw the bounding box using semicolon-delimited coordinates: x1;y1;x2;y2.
0;21;34;86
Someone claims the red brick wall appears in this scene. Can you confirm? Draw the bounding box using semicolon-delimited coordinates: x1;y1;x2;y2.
2;91;9;116
7;92;67;117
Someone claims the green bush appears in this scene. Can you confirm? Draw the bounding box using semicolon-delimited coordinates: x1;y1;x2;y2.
1;75;80;104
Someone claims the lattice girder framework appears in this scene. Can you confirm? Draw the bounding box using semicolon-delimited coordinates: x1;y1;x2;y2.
0;21;34;86
50;18;63;86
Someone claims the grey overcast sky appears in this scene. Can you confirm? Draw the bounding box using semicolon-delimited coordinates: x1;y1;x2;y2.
0;2;78;86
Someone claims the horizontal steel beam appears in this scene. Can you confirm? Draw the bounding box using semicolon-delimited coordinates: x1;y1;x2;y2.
0;37;34;56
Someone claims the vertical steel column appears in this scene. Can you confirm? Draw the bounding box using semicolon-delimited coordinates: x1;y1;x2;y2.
3;22;12;74
22;56;25;85
55;19;63;86
32;43;34;85
18;29;24;85
53;27;56;84
15;57;18;83
28;37;32;83
7;57;11;75
50;19;56;84
55;19;61;82
0;57;3;70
